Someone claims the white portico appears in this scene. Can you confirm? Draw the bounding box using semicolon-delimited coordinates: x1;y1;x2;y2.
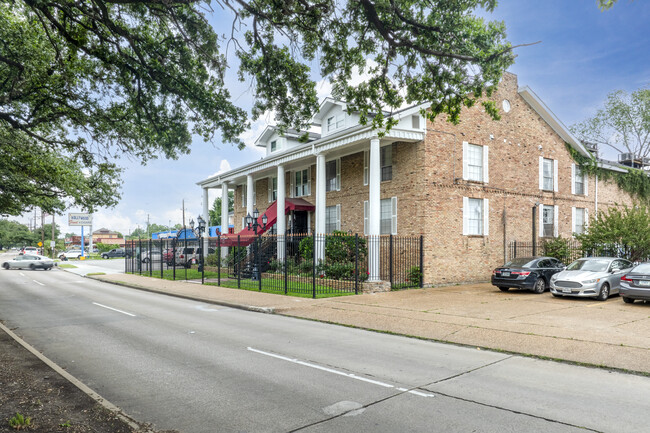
197;99;425;281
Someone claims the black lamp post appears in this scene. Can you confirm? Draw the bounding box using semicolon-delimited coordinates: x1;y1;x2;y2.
190;216;207;281
246;208;267;281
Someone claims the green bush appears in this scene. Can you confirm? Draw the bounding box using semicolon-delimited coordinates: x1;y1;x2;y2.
406;266;422;286
541;236;572;264
299;236;313;261
205;253;221;267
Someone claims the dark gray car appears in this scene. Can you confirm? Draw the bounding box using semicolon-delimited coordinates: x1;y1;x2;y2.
620;263;650;303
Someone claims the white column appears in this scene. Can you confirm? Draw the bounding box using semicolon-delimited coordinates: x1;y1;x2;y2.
368;137;381;281
277;165;286;262
315;153;326;264
202;187;209;252
221;182;229;260
246;174;254;217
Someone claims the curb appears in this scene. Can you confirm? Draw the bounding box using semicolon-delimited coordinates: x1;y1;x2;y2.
0;322;143;431
86;275;277;314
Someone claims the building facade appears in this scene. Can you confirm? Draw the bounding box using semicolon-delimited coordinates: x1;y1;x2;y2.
198;73;635;286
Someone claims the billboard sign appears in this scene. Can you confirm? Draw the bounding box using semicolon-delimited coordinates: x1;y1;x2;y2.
68;213;92;226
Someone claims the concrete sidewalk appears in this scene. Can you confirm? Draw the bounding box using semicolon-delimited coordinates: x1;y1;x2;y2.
94;273;650;375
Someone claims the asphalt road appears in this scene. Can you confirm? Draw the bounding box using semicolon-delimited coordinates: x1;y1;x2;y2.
1;255;648;432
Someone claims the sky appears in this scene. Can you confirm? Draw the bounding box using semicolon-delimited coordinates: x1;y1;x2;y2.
15;0;650;238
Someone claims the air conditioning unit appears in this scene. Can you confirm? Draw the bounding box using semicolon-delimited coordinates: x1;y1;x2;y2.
619;152;635;162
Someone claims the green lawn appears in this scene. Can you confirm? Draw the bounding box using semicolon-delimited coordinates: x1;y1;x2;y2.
126;271;356;298
58;264;78;269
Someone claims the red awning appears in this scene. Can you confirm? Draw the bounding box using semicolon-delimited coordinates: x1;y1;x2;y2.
217;198;314;247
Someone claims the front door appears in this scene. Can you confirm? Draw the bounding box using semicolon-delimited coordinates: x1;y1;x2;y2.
292;211;308;234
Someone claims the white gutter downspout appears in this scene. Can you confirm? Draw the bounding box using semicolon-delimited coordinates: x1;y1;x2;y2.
595;174;598;214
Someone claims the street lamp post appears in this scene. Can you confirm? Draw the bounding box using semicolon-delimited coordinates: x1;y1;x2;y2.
190;215;207;283
246;208;267;281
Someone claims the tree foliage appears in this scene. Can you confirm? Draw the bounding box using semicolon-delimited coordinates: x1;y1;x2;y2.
577;205;650;262
2;0;518;216
570;88;650;160
0;219;60;248
208;191;234;226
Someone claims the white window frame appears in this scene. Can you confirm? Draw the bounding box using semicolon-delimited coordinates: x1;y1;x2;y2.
325;159;341;192
539;157;558;192
363;200;369;235
327;113;345;132
270;140;277;152
379;197;398;235
293;167;311;197
462;197;489;236
325;204;341;233
462;142;489;183
571;163;588;196
572;207;588;235
268;176;277;202
363;150;369;186
381;145;393;182
539;204;559;238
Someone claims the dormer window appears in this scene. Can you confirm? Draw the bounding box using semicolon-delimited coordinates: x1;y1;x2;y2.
327;113;345;132
270;140;277;152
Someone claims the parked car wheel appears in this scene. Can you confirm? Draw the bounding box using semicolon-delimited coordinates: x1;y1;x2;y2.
597;283;610;301
102;254;108;259
142;258;150;263
2;262;9;269
498;287;509;292
532;278;546;294
622;297;635;304
29;264;36;270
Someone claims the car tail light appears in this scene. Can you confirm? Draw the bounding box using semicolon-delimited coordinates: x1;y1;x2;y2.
493;269;498;275
621;275;632;282
513;271;531;277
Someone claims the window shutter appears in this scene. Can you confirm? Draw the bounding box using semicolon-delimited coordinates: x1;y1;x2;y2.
289;171;294;198
363;200;369;235
539;156;544;190
268;178;273;202
462;197;469;236
553;160;559;192
307;166;312;196
336;204;341;231
363;151;369;186
539;204;544;237
585;208;589;230
483;199;489;236
462;141;469;180
336;158;341;191
571;207;576;234
554;205;559;237
571;164;576;195
242;185;246;208
253;183;256;205
391;197;398;235
483;145;489;183
584;173;589;196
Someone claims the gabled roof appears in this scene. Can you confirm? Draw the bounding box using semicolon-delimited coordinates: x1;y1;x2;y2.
518;86;591;158
254;125;321;147
311;98;348;123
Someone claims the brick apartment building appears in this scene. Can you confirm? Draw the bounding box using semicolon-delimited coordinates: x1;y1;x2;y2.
197;73;635;286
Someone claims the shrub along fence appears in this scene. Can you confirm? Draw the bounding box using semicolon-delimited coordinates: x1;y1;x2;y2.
125;232;423;297
508;238;646;265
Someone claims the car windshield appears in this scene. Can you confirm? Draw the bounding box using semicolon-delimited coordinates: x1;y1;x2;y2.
502;258;537;268
566;259;610;272
631;263;650;274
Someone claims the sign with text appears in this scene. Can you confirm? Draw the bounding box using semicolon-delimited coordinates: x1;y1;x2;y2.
68;213;92;226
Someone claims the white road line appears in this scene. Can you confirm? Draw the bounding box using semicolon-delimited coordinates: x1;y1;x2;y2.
32;280;45;286
19;272;25;277
247;347;434;398
92;302;136;317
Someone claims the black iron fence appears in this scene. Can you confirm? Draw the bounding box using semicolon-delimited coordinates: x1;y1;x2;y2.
508;239;645;264
125;233;423;297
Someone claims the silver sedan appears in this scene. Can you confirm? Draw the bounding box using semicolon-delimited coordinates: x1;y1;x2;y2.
550;257;633;301
2;254;54;270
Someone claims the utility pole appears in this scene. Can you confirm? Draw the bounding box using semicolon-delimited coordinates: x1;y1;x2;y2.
51;214;55;258
40;209;44;254
182;200;186;232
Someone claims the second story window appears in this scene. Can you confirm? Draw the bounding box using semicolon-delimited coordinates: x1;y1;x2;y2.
539;157;556;192
270;140;277;152
294;168;310;197
381;145;392;181
572;164;587;195
463;143;488;182
326;159;340;192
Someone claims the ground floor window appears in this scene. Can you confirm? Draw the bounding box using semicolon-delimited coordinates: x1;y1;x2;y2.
364;197;397;235
325;205;341;233
463;197;489;236
540;204;557;237
573;207;587;235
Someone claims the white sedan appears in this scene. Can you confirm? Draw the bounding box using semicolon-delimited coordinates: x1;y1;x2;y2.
59;249;84;260
3;254;54;270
